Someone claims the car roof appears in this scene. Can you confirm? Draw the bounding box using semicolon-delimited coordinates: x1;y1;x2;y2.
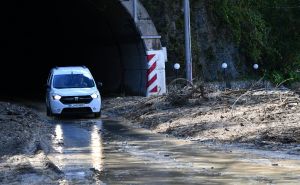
51;66;92;75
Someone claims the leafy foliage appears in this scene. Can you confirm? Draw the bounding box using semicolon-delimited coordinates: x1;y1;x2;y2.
210;0;300;83
142;0;300;84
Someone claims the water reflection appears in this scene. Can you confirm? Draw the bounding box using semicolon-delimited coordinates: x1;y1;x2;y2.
50;120;105;183
53;124;64;153
91;122;104;172
49;119;300;184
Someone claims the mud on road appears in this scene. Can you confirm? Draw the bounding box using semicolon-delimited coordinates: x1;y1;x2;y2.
0;102;52;156
103;88;300;153
0;102;59;184
1;87;300;184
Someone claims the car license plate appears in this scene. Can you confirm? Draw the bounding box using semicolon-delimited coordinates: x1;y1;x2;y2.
68;104;86;108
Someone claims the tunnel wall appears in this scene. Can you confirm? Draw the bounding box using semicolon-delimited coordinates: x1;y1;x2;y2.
0;0;165;99
120;0;166;96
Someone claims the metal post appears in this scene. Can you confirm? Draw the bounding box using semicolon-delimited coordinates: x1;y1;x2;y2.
184;0;192;83
222;63;229;89
174;63;180;87
133;0;138;23
223;68;226;89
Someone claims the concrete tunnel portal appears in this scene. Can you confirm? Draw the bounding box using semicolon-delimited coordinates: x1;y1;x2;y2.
1;0;163;99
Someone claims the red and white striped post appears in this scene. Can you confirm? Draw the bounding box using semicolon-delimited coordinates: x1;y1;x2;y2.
146;53;158;95
146;50;167;96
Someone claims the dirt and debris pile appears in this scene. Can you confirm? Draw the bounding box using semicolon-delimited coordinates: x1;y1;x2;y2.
103;86;300;146
0;102;52;156
165;79;207;106
0;102;58;184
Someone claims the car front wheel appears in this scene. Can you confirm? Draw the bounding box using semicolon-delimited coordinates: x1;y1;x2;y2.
46;106;53;117
94;111;101;118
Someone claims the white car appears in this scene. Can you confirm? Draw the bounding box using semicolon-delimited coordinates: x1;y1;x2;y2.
45;66;101;117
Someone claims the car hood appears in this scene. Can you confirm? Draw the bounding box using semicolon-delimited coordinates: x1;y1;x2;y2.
52;87;99;96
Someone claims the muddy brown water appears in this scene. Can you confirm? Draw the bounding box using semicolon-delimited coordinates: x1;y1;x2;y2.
5;100;300;184
46;117;300;185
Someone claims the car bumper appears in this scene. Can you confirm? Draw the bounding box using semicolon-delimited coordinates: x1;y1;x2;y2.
50;98;101;114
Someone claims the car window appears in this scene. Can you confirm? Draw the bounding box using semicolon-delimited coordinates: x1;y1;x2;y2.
53;74;95;89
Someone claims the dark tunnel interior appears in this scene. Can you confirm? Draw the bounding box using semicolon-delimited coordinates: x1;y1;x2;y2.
0;0;147;100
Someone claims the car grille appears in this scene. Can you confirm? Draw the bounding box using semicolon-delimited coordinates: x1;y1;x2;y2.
60;95;93;104
61;107;93;114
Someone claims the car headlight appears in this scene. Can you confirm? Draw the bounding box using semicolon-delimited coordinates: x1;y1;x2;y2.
53;95;62;100
91;93;98;99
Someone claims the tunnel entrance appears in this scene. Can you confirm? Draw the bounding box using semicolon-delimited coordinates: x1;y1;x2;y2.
1;0;149;99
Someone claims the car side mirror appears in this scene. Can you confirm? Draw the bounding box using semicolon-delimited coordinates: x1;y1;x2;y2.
97;82;103;88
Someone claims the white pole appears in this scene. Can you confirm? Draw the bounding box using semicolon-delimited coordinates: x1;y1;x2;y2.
184;0;192;83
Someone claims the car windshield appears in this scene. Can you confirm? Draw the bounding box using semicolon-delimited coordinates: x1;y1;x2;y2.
53;74;95;89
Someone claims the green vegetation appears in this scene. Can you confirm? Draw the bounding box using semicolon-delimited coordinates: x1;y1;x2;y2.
142;0;300;84
210;0;300;83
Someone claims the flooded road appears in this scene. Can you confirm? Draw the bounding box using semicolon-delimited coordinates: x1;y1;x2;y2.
47;117;300;185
